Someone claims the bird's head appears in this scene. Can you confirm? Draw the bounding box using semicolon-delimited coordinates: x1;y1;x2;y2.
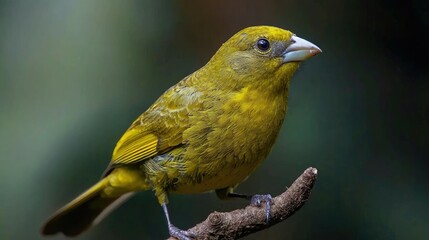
206;26;321;92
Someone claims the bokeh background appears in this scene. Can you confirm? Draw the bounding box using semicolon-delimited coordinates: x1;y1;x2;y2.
1;0;428;239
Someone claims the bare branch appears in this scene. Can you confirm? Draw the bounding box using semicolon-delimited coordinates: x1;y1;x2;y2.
168;167;318;240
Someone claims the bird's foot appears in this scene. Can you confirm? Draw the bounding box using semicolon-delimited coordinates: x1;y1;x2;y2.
168;224;195;240
250;194;273;223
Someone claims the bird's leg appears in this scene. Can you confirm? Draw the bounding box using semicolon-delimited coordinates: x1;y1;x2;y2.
155;187;195;239
216;188;273;223
161;203;195;240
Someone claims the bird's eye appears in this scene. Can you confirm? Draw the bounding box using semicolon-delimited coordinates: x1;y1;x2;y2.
256;38;270;52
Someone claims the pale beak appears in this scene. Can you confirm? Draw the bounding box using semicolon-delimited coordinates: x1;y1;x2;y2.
283;35;322;62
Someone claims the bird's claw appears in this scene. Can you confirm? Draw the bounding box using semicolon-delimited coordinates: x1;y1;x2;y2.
250;194;273;223
168;224;195;240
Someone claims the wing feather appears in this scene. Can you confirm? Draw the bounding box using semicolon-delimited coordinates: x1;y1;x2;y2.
110;130;159;166
106;77;204;172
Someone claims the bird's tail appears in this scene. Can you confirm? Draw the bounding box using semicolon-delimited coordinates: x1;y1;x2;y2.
41;177;133;237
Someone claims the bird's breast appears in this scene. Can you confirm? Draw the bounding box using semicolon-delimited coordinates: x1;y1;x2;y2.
217;86;287;163
172;87;288;193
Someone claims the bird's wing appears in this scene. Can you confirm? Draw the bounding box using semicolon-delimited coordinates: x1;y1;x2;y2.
104;80;203;174
108;112;184;168
110;128;160;165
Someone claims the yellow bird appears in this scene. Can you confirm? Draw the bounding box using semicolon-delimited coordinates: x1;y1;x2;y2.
41;26;321;239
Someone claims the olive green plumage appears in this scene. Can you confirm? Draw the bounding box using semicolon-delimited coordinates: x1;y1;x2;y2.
41;26;321;237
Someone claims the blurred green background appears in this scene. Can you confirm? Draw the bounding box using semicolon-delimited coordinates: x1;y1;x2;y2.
1;0;428;239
